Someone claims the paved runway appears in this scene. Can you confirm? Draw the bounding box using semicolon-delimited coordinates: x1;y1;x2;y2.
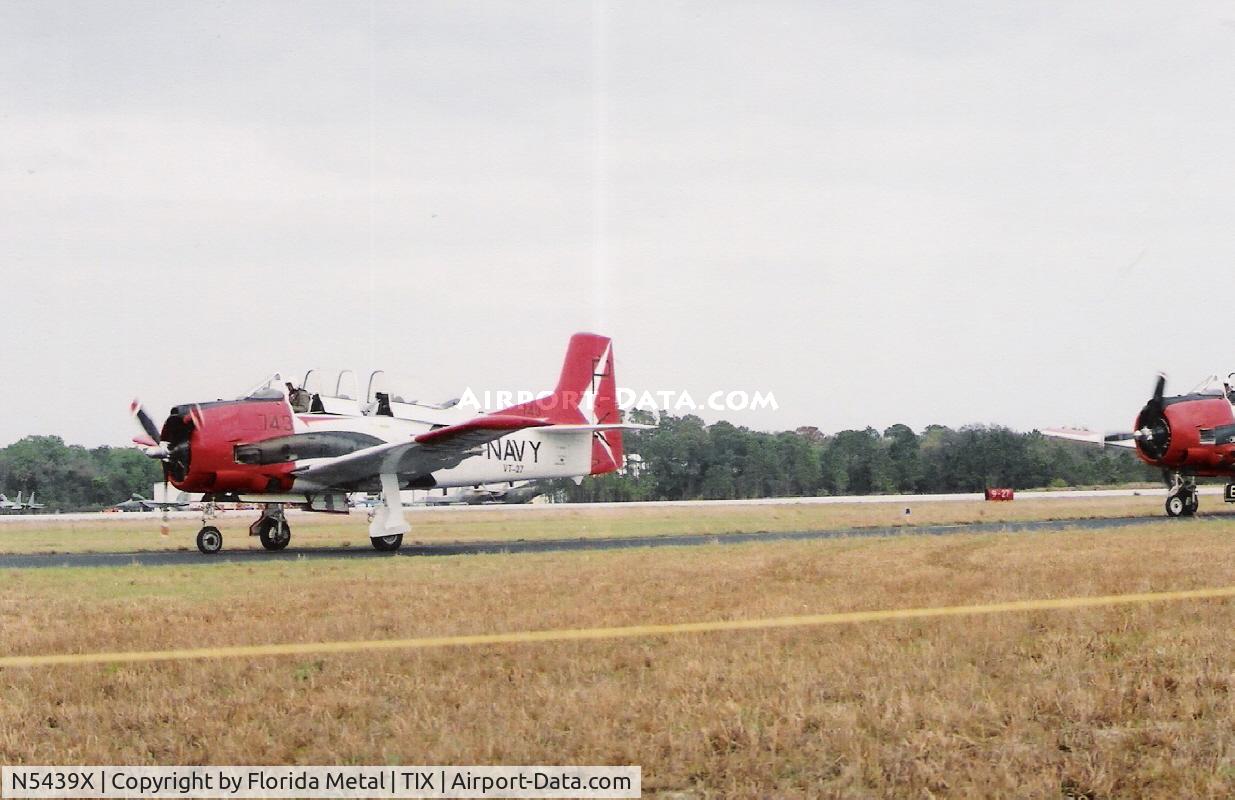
0;486;1218;525
0;513;1221;570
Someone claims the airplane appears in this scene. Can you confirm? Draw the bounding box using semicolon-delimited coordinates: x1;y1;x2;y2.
110;492;193;513
1045;373;1235;517
420;479;553;506
130;332;648;554
0;492;45;512
15;492;44;511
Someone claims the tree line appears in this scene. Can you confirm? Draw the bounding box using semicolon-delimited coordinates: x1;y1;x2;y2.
561;411;1159;502
0;435;163;512
0;415;1157;510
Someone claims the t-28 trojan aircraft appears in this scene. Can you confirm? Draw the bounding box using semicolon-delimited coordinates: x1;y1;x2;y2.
1046;374;1235;517
131;333;646;553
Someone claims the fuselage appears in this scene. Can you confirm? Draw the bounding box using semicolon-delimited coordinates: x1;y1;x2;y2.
288;412;592;493
161;394;596;498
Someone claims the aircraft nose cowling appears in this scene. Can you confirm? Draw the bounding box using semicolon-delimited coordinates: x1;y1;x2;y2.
1135;395;1231;467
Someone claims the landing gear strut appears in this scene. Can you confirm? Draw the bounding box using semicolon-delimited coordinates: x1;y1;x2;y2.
250;504;291;551
1165;474;1199;518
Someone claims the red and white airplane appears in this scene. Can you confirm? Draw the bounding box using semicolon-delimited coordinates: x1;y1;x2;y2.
131;333;647;553
1045;374;1235;517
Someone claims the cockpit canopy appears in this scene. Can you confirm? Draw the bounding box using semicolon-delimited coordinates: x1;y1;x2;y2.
364;370;460;419
1187;374;1235;402
245;371;461;418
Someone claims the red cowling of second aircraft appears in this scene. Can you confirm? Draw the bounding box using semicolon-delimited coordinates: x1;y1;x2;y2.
1136;395;1235;475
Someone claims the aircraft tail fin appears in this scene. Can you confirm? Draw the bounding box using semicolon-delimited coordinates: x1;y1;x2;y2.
496;332;625;474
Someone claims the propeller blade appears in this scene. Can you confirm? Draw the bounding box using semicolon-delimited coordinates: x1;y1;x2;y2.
1152;374;1167;404
1104;432;1136;443
129;399;161;443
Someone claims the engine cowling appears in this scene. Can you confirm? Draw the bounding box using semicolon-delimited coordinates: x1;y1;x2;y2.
162;396;299;494
1134;394;1235;471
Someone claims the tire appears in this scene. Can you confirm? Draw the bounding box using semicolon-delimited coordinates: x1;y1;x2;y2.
371;534;403;552
258;518;291;551
196;526;223;554
1165;495;1185;518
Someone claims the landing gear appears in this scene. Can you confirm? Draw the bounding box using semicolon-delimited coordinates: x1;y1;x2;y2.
195;501;222;553
371;534;403;552
257;518;291;550
1165;474;1199;518
196;526;223;554
250;504;291;551
367;472;410;552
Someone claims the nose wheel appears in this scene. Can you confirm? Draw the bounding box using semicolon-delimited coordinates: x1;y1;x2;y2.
1165;480;1199;518
196;525;223;554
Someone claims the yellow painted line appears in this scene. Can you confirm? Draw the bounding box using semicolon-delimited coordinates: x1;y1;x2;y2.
4;586;1235;669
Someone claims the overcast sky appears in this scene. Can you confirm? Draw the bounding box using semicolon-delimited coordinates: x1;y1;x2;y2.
3;0;1235;447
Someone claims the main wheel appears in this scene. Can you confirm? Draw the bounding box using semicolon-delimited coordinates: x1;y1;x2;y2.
196;526;223;554
1166;495;1186;518
258;518;291;551
371;534;403;552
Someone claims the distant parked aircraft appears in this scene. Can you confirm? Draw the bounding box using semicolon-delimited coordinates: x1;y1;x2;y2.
421;480;553;506
0;492;45;512
15;492;44;511
110;492;192;513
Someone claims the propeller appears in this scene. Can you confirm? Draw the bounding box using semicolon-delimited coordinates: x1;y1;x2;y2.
1133;374;1172;460
130;399;173;537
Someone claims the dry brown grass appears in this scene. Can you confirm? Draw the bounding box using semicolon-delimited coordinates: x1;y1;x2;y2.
0;494;1178;555
4;518;1235;796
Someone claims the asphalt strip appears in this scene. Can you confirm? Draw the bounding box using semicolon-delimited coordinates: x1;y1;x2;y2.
0;513;1224;570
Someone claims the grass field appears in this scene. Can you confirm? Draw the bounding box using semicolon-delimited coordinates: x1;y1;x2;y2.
4;507;1235;796
0;493;1179;555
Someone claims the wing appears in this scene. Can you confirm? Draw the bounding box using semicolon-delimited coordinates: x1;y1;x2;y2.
291;415;549;490
1042;427;1139;449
